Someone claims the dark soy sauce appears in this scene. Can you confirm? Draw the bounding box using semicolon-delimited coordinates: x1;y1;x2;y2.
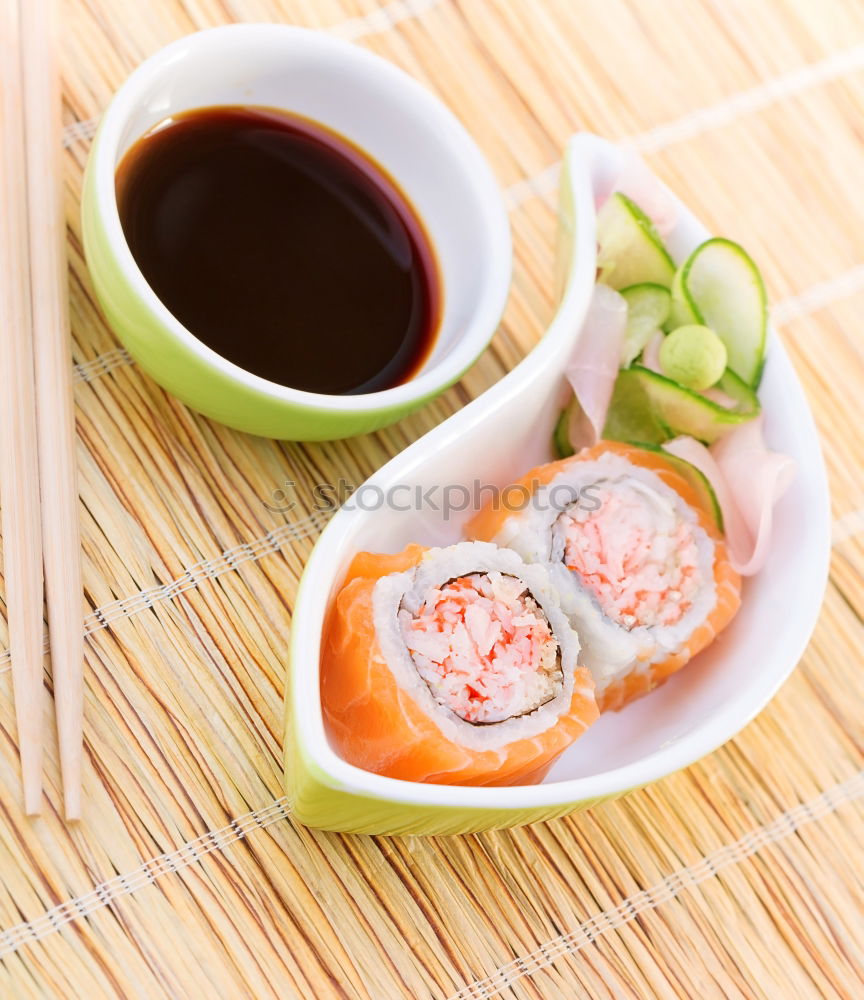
116;107;441;395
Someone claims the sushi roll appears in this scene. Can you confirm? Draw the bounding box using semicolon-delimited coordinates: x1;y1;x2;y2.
321;541;598;786
467;442;741;711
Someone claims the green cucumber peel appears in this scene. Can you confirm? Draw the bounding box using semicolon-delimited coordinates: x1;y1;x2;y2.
552;403;576;459
597;193;676;290
603;365;760;446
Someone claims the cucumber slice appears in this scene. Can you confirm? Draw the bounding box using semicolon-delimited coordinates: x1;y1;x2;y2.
597;193;676;290
619;283;671;366
552;401;576;459
714;367;761;412
631;443;724;533
603;365;760;446
667;264;700;329
674;238;767;386
602;369;674;446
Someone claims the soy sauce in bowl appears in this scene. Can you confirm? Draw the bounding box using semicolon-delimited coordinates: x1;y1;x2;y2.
115;106;441;395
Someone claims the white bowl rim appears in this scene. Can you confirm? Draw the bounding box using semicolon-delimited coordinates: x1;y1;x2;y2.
91;23;513;413
289;133;832;812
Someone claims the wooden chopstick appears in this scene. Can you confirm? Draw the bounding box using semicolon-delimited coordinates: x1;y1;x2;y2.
20;0;85;821
0;0;47;817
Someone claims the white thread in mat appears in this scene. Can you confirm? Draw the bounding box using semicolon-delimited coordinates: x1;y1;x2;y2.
0;510;331;675
328;0;440;40
771;264;864;326
832;509;864;547
73;348;132;383
0;771;860;968
0;798;293;958
61;117;99;147
445;771;864;1000
505;43;864;209
60;0;443;149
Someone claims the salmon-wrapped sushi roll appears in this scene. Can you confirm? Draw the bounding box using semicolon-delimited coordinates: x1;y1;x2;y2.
467;442;741;712
321;541;598;786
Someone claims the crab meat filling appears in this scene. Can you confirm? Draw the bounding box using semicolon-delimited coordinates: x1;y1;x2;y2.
399;573;562;724
559;478;702;629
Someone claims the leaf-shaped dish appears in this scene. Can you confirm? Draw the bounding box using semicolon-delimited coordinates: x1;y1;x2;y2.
284;134;830;836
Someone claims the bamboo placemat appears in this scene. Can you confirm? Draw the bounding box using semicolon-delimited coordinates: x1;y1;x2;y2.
1;0;863;996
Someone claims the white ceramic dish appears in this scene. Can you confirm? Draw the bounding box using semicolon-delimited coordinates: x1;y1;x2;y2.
284;133;831;836
83;24;512;439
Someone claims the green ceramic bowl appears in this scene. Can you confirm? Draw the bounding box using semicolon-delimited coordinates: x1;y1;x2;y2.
81;25;511;440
